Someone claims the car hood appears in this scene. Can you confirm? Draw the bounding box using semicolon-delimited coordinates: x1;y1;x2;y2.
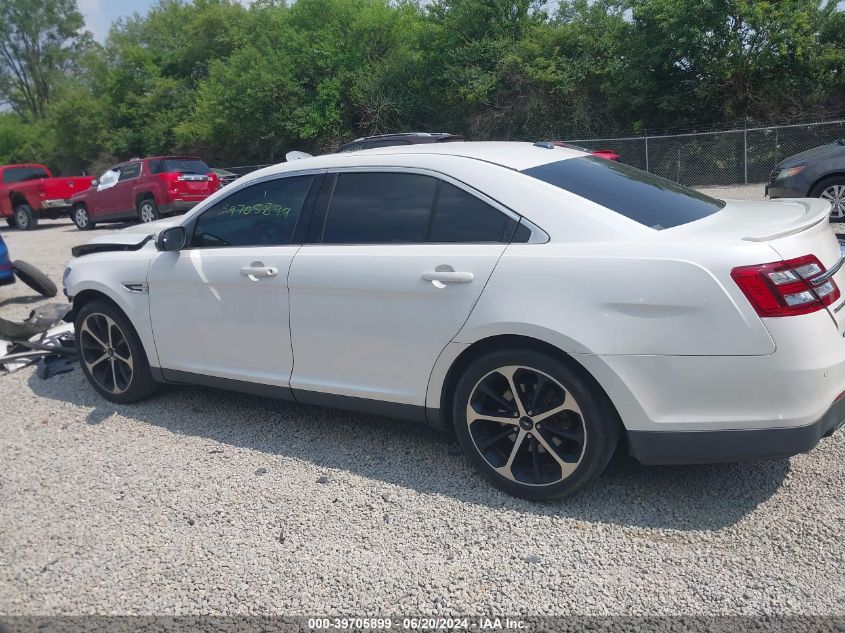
70;218;180;257
777;141;845;167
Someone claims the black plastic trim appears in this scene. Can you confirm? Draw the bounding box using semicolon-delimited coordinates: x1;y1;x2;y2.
628;397;845;465
71;234;154;258
152;367;441;427
291;389;427;423
160;368;295;401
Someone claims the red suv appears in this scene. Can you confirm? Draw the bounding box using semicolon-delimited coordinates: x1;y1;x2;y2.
70;156;219;230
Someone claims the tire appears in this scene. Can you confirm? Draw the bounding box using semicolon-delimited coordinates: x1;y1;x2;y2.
74;299;159;403
11;260;57;297
72;204;94;230
137;198;159;223
810;176;845;222
452;347;620;500
13;204;38;231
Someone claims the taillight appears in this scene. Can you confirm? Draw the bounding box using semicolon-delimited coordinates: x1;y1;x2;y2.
731;255;840;317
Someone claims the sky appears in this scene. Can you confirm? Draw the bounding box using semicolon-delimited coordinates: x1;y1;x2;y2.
77;0;159;41
79;0;845;43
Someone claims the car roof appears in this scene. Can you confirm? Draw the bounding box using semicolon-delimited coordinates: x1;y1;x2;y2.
347;132;460;143
277;142;586;175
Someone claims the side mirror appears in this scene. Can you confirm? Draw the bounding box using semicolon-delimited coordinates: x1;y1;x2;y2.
91;179;99;188
156;226;186;252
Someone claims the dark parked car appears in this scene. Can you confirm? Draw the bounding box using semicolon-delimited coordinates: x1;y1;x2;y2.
766;139;845;220
337;132;462;153
211;168;239;188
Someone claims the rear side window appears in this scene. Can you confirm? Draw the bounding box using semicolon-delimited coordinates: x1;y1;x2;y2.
521;157;725;229
2;166;49;184
191;175;314;248
152;159;210;175
322;173;437;243
428;182;509;242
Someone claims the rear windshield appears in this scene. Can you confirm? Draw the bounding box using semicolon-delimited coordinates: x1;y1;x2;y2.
151;159;210;174
2;166;49;184
521;156;725;229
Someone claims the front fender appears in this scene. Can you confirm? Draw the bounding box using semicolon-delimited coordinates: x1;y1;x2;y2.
67;268;159;368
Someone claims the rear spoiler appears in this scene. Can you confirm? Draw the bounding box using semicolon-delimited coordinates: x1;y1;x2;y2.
71;234;154;258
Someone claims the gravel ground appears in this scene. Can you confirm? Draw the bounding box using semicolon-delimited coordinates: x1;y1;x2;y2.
1;215;844;617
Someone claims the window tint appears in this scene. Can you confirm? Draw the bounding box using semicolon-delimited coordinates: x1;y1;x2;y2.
521;156;725;229
191;176;313;248
322;173;437;244
428;182;509;242
153;159;210;174
2;166;49;184
118;163;141;180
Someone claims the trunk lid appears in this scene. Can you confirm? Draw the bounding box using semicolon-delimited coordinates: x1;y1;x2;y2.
676;197;845;327
164;172;219;201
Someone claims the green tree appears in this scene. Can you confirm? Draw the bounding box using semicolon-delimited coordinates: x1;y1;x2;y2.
0;0;94;120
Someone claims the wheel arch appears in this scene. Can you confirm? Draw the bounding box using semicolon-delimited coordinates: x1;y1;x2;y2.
9;191;29;208
70;283;160;369
809;171;845;196
135;192;155;209
433;333;624;439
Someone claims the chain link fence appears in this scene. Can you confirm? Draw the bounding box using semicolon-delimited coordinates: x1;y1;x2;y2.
569;120;845;187
219;120;845;188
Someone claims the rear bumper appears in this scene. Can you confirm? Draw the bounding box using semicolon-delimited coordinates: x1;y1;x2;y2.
628;397;845;465
160;200;199;215
39;198;73;210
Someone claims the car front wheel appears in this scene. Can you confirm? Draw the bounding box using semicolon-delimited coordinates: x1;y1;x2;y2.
811;176;845;221
453;348;620;500
72;205;94;230
75;300;159;403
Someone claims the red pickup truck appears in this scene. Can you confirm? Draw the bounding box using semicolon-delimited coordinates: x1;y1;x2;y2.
0;164;94;231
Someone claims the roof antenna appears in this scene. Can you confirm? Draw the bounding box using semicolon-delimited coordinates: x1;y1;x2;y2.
286;151;313;161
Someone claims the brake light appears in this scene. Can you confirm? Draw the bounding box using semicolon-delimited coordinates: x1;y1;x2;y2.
731;255;840;317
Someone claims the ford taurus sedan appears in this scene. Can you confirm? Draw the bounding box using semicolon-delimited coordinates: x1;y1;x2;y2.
63;142;845;500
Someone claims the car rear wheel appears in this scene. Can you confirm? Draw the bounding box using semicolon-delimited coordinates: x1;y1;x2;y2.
13;204;37;231
72;205;94;231
452;348;620;500
137;198;159;223
75;300;159;403
810;177;845;221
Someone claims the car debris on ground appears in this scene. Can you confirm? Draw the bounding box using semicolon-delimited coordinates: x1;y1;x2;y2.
0;303;75;378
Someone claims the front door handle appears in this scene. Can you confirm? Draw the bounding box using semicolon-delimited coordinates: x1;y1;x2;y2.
421;271;474;284
240;262;278;281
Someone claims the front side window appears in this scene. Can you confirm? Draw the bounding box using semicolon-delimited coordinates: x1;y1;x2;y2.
322;173;437;244
191;175;314;248
2;166;49;184
98;169;120;189
119;163;141;180
521;156;725;230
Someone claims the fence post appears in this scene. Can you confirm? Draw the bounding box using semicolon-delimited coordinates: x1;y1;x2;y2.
644;136;649;172
743;128;748;184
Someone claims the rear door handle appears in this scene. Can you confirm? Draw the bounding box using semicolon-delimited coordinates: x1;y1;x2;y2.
421;271;474;283
240;263;278;280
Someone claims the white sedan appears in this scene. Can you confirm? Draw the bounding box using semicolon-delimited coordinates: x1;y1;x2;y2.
63;142;845;499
